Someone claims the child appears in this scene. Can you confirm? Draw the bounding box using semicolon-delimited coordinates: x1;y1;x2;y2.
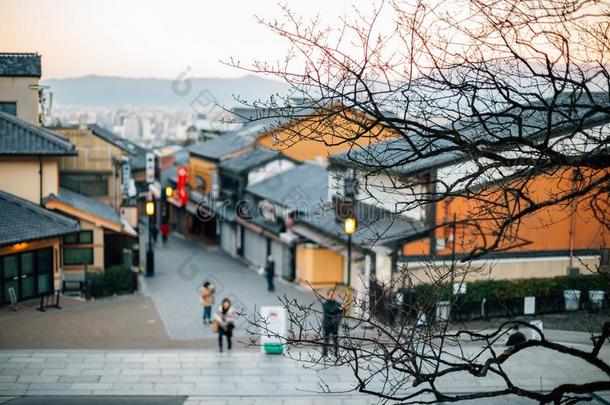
200;282;215;324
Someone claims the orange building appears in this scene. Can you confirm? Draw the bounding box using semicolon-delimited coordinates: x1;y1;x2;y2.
401;168;609;283
256;107;395;162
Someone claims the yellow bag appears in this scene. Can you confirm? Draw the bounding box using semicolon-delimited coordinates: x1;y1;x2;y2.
211;320;219;333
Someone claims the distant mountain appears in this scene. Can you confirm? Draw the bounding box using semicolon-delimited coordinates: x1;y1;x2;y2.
41;75;291;108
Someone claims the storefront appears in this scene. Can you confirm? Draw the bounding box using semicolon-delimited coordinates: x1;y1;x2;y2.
243;227;268;269
1;247;54;304
0;190;80;306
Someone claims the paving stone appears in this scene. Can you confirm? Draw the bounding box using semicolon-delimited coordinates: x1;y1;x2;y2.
0;383;28;390
70;383;113;390
16;390;94;396
58;376;101;383
26;383;72;391
16;376;59;383
110;382;154;391
98;375;140;383
119;369;160;376
8;357;44;364
80;369;118;376
41;369;83;376
139;375;182;383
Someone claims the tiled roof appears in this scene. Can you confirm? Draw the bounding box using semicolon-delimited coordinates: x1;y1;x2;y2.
0;53;41;77
219;147;282;174
88;124;148;170
187;130;254;161
0;111;77;156
189;107;318;161
0;191;79;247
330;92;610;177
45;188;122;227
330;137;462;177
300;201;427;248
247;163;328;209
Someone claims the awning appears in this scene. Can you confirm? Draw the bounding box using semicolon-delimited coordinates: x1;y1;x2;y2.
121;219;138;237
290;224;345;253
237;218;283;243
279;231;299;245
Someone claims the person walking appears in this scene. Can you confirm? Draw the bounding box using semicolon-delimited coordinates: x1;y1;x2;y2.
200;282;215;324
265;255;275;292
161;223;169;245
506;325;527;346
214;298;237;352
322;289;343;358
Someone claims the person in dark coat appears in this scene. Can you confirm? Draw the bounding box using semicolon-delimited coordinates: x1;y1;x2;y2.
506;325;527;346
322;289;343;358
265;255;275;292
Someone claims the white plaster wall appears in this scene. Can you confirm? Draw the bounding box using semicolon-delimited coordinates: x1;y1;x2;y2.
248;158;296;185
356;172;425;220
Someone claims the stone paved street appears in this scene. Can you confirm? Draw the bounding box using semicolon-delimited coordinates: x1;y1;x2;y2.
144;233;316;340
0;347;608;404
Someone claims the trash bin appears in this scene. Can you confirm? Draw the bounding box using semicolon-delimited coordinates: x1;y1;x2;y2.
563;290;581;311
589;290;605;312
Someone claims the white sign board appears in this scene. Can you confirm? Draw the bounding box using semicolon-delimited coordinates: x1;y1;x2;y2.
260;306;286;354
453;282;466;295
524;296;536;315
145;153;155;184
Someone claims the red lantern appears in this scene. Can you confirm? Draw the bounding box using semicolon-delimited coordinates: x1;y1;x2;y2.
177;166;188;206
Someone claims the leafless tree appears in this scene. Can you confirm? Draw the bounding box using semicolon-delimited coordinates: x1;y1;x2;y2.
228;0;610;257
230;0;610;403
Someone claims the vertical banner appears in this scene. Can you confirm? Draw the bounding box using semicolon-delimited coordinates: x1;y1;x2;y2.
177;166;188;206
122;163;131;195
146;152;155;184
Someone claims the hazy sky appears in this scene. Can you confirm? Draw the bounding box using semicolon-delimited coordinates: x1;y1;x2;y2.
0;0;377;80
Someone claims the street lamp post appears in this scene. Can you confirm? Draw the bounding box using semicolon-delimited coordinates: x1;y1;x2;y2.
344;217;357;287
145;199;155;276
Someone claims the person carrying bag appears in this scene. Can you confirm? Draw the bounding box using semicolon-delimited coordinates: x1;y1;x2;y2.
214;298;237;352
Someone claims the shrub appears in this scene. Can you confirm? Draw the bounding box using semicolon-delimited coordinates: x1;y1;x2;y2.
413;274;609;303
84;265;135;298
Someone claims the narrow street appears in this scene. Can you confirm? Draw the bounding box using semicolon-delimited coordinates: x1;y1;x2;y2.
143;231;317;341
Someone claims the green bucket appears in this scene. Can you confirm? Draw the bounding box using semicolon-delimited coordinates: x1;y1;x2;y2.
263;343;284;354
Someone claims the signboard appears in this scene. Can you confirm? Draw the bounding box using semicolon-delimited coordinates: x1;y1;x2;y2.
260;306;286;354
122;163;131;195
524;296;536;315
177;166;188;206
8;287;17;310
145;153;155;184
453;282;466;295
